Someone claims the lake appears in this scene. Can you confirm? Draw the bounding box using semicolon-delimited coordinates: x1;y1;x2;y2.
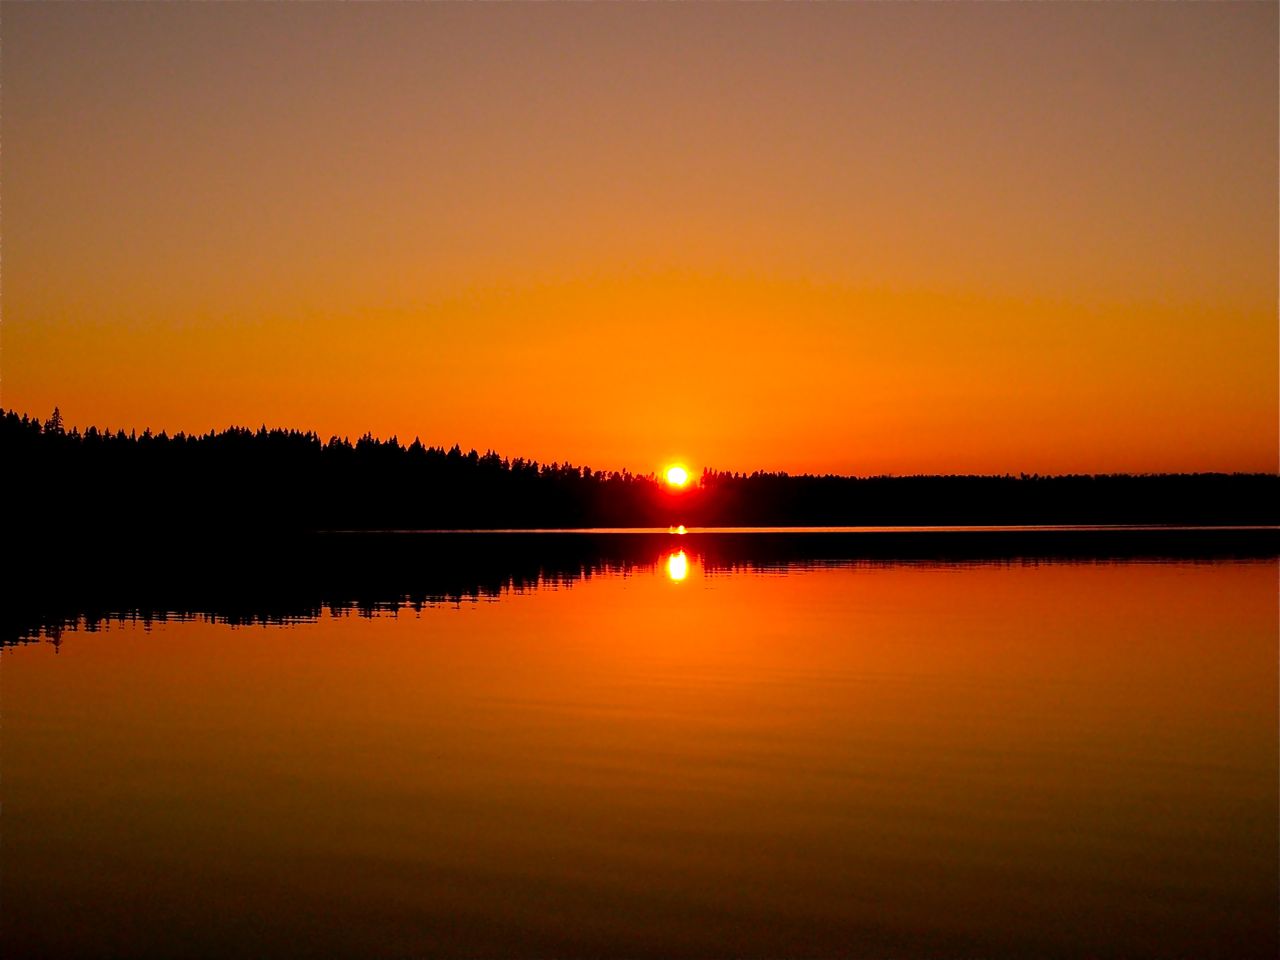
3;535;1276;958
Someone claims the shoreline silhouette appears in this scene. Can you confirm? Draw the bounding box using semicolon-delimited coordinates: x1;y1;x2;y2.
7;408;1278;535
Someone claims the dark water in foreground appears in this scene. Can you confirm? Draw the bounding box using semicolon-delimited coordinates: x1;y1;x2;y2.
3;544;1276;958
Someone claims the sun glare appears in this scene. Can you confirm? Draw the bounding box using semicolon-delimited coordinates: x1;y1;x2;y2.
665;465;690;487
666;550;689;582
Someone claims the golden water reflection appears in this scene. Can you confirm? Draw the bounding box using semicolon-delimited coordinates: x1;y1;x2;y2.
665;549;689;581
2;559;1275;958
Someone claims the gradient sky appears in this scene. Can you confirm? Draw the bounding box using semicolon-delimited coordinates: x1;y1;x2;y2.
3;3;1276;475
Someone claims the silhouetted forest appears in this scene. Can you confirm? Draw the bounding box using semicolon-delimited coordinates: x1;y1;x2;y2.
6;407;1278;535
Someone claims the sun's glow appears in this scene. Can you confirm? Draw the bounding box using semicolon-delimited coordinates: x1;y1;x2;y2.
666;550;689;582
665;465;690;487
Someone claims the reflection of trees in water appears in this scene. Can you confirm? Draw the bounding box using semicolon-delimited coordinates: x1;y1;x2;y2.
5;534;672;647
7;530;1275;648
10;568;630;646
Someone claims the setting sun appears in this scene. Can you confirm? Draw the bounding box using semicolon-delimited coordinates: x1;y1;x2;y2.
4;6;1278;958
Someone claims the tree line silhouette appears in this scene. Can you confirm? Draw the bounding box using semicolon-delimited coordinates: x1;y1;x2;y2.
6;407;1278;535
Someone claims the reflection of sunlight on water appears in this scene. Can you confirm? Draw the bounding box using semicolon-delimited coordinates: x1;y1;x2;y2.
665;551;689;582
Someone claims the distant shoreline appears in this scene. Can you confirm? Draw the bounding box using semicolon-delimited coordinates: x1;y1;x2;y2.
316;524;1280;534
7;408;1278;533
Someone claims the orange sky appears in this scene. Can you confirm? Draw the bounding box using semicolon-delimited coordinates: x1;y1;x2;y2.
3;4;1276;475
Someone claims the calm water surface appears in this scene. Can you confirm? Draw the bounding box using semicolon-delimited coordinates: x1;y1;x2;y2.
3;555;1276;958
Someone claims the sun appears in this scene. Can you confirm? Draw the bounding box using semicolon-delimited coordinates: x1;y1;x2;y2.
665;465;690;488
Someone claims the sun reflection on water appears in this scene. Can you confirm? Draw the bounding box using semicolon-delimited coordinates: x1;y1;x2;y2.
665;551;689;582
